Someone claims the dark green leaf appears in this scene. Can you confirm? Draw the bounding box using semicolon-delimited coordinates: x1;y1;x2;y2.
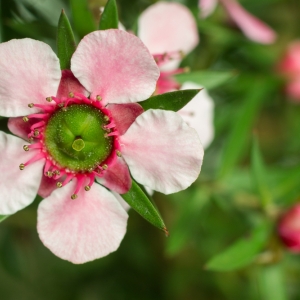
251;137;272;208
218;79;276;178
139;89;200;112
205;222;270;271
174;70;236;90
0;215;8;223
70;0;96;38
257;264;288;300
121;180;168;234
99;0;118;30
57;10;76;70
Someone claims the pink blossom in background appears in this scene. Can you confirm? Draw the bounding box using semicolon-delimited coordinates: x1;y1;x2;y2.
138;1;215;149
0;29;204;263
278;41;300;101
278;204;300;253
198;0;277;44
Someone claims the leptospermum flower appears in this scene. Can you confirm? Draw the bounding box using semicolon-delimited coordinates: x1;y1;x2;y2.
0;29;203;263
138;1;214;148
199;0;276;44
278;41;300;101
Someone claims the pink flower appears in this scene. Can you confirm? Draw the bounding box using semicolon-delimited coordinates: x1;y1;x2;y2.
138;1;214;148
278;41;300;101
278;204;300;253
199;0;276;44
0;29;203;263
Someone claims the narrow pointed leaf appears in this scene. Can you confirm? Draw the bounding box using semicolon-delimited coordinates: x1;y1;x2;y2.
205;222;271;271
0;215;9;223
57;10;76;70
99;0;118;30
251;137;272;208
139;89;200;112
175;70;236;90
121;180;168;234
70;0;96;38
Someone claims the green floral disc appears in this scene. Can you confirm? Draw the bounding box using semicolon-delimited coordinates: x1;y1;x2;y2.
44;104;113;172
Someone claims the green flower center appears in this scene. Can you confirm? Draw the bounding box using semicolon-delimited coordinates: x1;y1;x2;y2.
44;104;113;172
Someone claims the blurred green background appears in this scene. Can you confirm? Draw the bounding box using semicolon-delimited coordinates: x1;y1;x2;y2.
1;0;300;299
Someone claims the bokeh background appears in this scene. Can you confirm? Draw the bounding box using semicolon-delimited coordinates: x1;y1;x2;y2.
1;0;300;299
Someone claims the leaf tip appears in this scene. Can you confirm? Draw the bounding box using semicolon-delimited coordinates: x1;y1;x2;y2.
164;227;169;237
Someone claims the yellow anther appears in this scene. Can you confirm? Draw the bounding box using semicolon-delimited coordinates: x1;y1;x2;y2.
46;97;52;102
28;137;34;143
179;50;185;58
96;95;102;101
34;130;39;137
56;182;63;188
116;150;122;157
23;145;29;151
71;194;78;200
19;163;25;170
46;171;53;177
84;186;91;191
88;168;93;173
184;67;190;73
28;103;34;108
53;170;60;176
61;107;67;112
69;92;74;98
104;116;110;122
58;102;64;107
23;116;29;122
102;164;108;170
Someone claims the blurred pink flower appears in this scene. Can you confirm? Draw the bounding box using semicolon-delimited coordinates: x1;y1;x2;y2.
0;29;203;263
278;204;300;253
138;1;215;149
199;0;276;44
278;41;300;101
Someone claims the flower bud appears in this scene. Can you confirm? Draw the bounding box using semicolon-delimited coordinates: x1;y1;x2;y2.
278;204;300;253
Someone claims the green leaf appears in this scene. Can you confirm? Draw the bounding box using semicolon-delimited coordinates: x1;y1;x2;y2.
99;0;118;30
121;180;168;234
205;222;270;271
70;0;96;38
257;264;288;300
0;215;9;222
218;79;276;178
139;89;200;112
57;10;76;70
174;70;236;90
251;137;272;208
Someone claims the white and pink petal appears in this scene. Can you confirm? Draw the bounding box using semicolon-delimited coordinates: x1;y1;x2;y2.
71;30;159;106
0;38;61;117
120;109;204;194
179;82;214;149
37;180;128;264
0;131;44;215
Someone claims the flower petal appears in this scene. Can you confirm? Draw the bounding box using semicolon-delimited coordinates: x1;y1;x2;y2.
278;41;300;76
120;110;203;194
56;70;88;98
198;0;218;18
8;117;35;140
138;2;199;55
37;181;128;264
0;38;61;117
71;30;159;105
179;82;214;149
286;77;300;102
0;131;44;214
220;0;276;44
107;103;144;135
38;176;60;199
96;156;132;194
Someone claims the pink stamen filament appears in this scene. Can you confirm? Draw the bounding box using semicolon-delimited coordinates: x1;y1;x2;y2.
24;152;46;167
